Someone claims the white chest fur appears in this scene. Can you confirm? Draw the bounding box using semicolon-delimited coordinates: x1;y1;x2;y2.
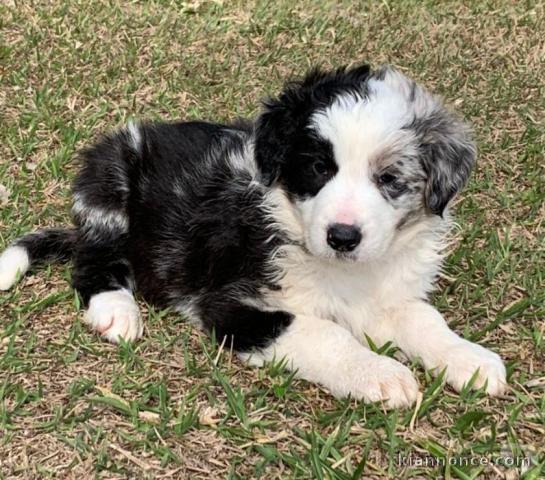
264;217;447;339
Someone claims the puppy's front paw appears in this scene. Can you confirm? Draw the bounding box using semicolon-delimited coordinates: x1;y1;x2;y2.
437;342;506;395
84;289;143;343
345;357;420;409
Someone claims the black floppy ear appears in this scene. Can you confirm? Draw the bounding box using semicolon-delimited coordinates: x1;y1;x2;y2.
417;112;477;216
254;64;372;186
254;98;298;186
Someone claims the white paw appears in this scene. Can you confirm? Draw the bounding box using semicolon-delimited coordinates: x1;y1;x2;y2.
0;246;30;290
436;341;507;395
84;289;143;343
341;356;420;409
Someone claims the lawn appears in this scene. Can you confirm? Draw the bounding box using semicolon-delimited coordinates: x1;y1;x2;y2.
1;1;544;478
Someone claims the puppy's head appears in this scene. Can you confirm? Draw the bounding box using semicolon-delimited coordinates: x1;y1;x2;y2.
255;64;476;262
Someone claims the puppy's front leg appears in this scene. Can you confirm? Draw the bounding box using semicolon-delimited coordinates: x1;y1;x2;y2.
374;302;506;395
240;315;419;408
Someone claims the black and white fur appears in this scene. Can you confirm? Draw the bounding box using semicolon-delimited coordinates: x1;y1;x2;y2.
0;65;506;407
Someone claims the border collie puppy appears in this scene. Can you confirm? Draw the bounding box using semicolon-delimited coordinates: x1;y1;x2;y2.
0;64;506;407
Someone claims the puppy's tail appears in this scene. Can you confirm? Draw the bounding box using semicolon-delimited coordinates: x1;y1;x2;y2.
0;228;77;291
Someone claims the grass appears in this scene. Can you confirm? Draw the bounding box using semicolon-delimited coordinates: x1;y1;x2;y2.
0;0;544;478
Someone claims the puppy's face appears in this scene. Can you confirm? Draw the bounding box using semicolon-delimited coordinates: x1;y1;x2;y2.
255;65;476;262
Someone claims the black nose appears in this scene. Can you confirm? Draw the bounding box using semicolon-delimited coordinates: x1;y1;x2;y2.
327;223;362;252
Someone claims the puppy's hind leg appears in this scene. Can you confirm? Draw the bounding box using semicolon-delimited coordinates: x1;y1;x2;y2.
73;238;142;343
71;125;143;343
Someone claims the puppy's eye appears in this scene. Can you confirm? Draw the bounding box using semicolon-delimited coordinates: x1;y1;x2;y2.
313;160;329;176
378;172;397;185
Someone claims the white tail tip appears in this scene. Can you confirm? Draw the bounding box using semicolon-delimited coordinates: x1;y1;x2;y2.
0;246;30;290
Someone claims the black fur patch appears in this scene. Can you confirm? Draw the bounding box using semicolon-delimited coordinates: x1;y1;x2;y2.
254;64;371;193
15;229;77;265
72;237;133;306
70;120;292;349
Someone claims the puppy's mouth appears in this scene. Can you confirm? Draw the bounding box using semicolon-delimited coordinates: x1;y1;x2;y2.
301;240;359;263
334;251;358;262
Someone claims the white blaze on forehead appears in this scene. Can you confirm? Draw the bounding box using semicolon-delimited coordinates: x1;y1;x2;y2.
370;66;438;118
310;69;427;173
